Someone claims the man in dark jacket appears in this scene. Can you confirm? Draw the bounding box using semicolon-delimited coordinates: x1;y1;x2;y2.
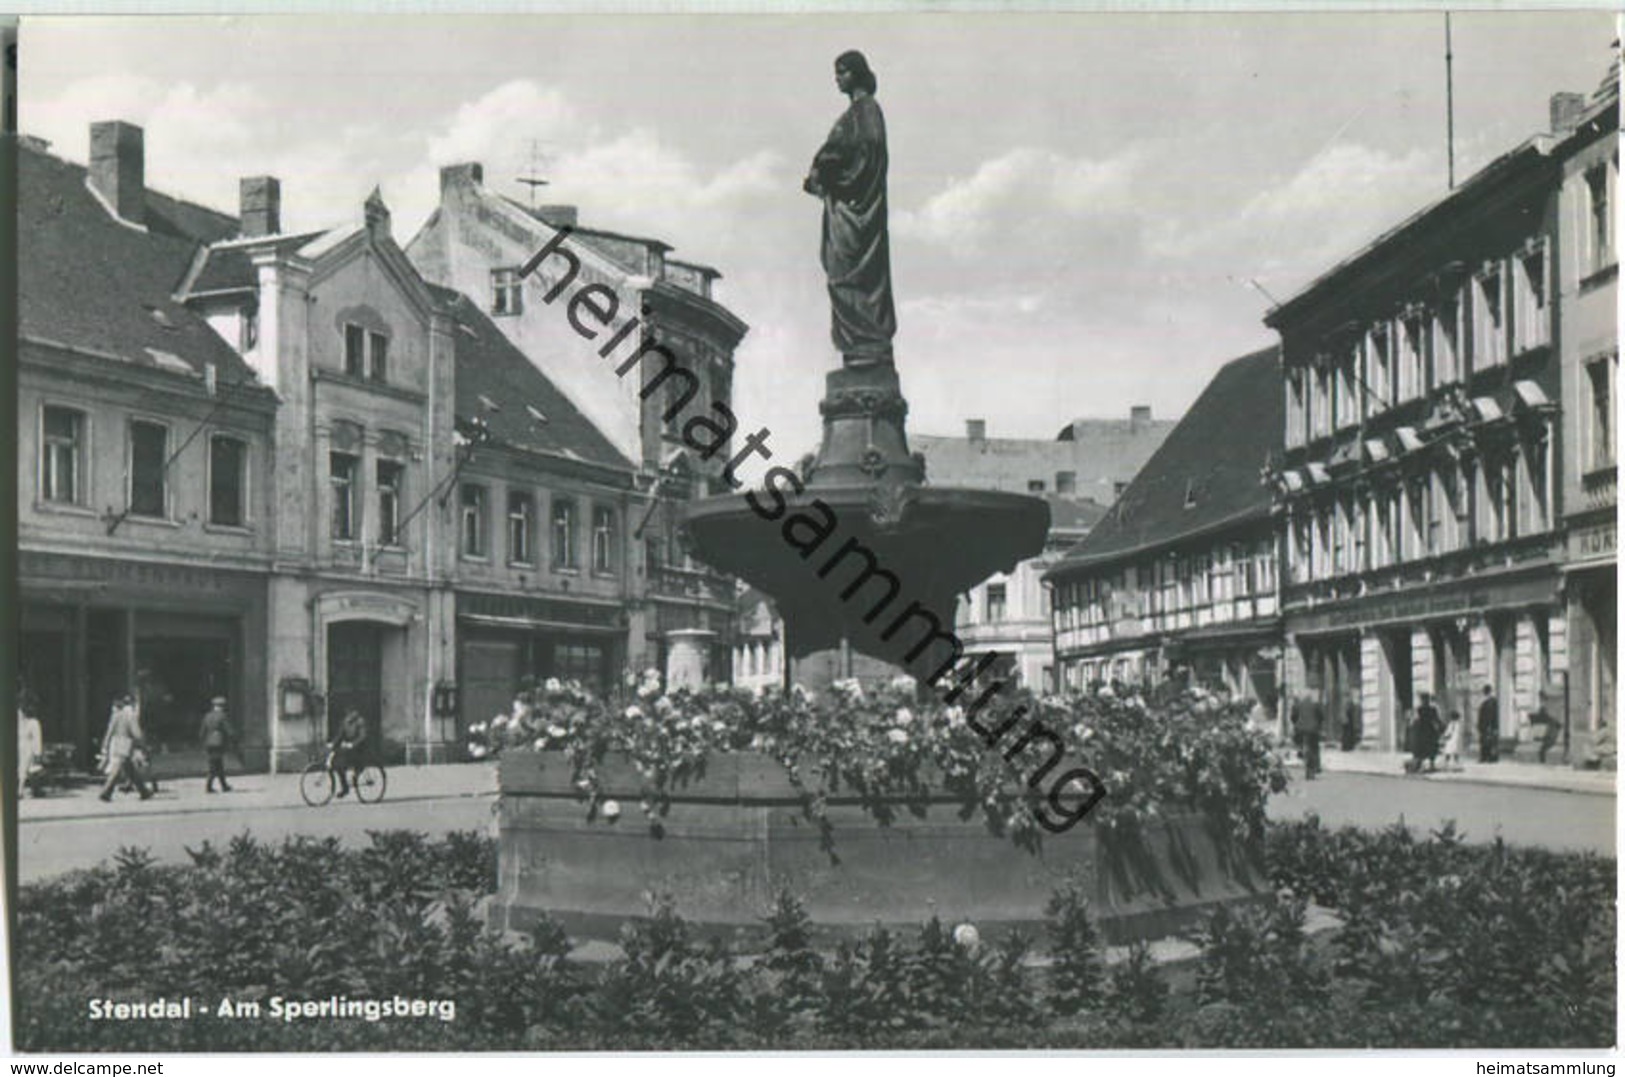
1477;686;1500;763
330;709;369;798
1292;689;1326;779
198;696;235;793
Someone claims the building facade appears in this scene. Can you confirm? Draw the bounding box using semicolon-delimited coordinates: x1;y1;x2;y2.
406;165;748;683
914;411;1168;691
18;124;280;775
1264;85;1617;762
20;121;671;773
1048;347;1283;702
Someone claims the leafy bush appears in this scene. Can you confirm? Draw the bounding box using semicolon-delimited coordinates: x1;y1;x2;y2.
473;677;1285;852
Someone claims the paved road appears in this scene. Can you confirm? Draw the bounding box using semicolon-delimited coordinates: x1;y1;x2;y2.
16;774;498;885
1267;770;1616;855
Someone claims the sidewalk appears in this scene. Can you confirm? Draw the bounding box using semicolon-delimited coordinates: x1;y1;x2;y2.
18;760;500;823
1317;747;1616;796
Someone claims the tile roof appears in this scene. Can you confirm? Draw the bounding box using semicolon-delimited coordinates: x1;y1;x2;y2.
187;231;328;295
913;418;1174;504
1048;345;1282;576
429;284;634;476
19;142;259;387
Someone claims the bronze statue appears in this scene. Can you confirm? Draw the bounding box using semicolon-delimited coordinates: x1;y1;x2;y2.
804;50;897;367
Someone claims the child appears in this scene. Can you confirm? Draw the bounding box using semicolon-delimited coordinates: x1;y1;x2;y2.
1441;709;1464;771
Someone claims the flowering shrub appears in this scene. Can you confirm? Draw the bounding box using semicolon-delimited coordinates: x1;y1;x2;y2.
474;674;1286;851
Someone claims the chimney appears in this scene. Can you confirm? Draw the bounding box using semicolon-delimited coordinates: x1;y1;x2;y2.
363;186;391;240
1130;405;1152;432
89;120;144;224
1550;91;1586;134
536;205;578;229
240;176;281;237
966;419;986;443
439;162;483;193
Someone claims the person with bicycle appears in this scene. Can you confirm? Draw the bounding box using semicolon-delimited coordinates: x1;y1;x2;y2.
329;709;368;799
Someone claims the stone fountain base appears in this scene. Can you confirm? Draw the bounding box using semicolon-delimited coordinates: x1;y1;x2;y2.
490;752;1265;947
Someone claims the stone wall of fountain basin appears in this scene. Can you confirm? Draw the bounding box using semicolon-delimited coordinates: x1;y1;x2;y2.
492;751;1264;947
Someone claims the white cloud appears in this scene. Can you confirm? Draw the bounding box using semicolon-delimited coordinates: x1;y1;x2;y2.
896;146;1142;257
1153;140;1440;295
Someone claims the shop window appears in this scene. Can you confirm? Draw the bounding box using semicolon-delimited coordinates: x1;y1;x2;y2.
1588;356;1616;471
985;583;1007;623
208;435;247;527
551;497;578;569
461;484;488;559
41;405;84;505
508;490;534;565
129;420;169;519
330;452;359;541
592;505;617;574
376;460;403;546
554;643;605;690
1586;163;1613;275
492;268;523;316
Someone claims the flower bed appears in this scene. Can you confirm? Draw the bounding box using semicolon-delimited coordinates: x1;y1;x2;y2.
485;678;1288;944
14;824;1613;1051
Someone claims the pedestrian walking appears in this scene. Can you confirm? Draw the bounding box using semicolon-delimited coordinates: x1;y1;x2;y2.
198;696;235;793
99;693;153;802
1292;689;1326;779
1477;685;1500;763
17;697;43;798
1441;709;1464;771
1413;692;1443;773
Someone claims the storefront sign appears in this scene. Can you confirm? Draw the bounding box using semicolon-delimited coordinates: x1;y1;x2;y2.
460;590;623;629
1569;523;1616;562
20;551;245;593
1297;571;1559;634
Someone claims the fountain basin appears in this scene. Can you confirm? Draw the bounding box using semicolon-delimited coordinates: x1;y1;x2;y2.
489;751;1265;946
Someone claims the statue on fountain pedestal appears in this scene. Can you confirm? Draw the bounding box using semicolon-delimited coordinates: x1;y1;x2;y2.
804;49;897;368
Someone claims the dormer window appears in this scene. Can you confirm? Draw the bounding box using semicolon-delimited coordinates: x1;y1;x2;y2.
341;323;389;382
492;268;523;316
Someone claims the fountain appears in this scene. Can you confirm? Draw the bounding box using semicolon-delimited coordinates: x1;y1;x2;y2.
489;53;1261;946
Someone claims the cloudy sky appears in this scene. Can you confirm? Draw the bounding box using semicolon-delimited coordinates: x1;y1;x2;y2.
22;13;1617;461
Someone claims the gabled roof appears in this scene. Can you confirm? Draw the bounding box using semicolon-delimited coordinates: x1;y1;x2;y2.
1047;345;1282;577
19;141;259;386
430;284;634;476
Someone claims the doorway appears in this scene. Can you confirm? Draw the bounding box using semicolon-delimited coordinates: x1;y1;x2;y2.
327;621;384;747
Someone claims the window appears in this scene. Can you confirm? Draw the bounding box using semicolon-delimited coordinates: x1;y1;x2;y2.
592;506;617;574
208;435;247;527
1512;244;1549;354
241;305;259;351
507;490;534;564
1433;293;1462;385
1364;326;1392;410
369;332;388;382
1586;163;1613;274
1055;471;1076;495
551;497;578;569
1311;366;1332;438
344;324;366;377
1399;314;1426;401
376;460;403;546
461;485;488;558
1588;357;1616;471
492;268;523;316
330;452;359;540
985;583;1007;623
1472;266;1505;370
1334;351;1359;430
1518;436;1550;536
1027;479;1045;492
41;405;84;504
1285;368;1306;448
553;643;605;690
129;420;168;518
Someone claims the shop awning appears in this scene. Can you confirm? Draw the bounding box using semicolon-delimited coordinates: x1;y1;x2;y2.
457;613;625;635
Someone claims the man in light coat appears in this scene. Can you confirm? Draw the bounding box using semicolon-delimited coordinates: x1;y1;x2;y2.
99;693;153;802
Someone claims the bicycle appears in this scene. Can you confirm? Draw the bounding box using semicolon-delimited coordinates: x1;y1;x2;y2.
299;745;387;806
